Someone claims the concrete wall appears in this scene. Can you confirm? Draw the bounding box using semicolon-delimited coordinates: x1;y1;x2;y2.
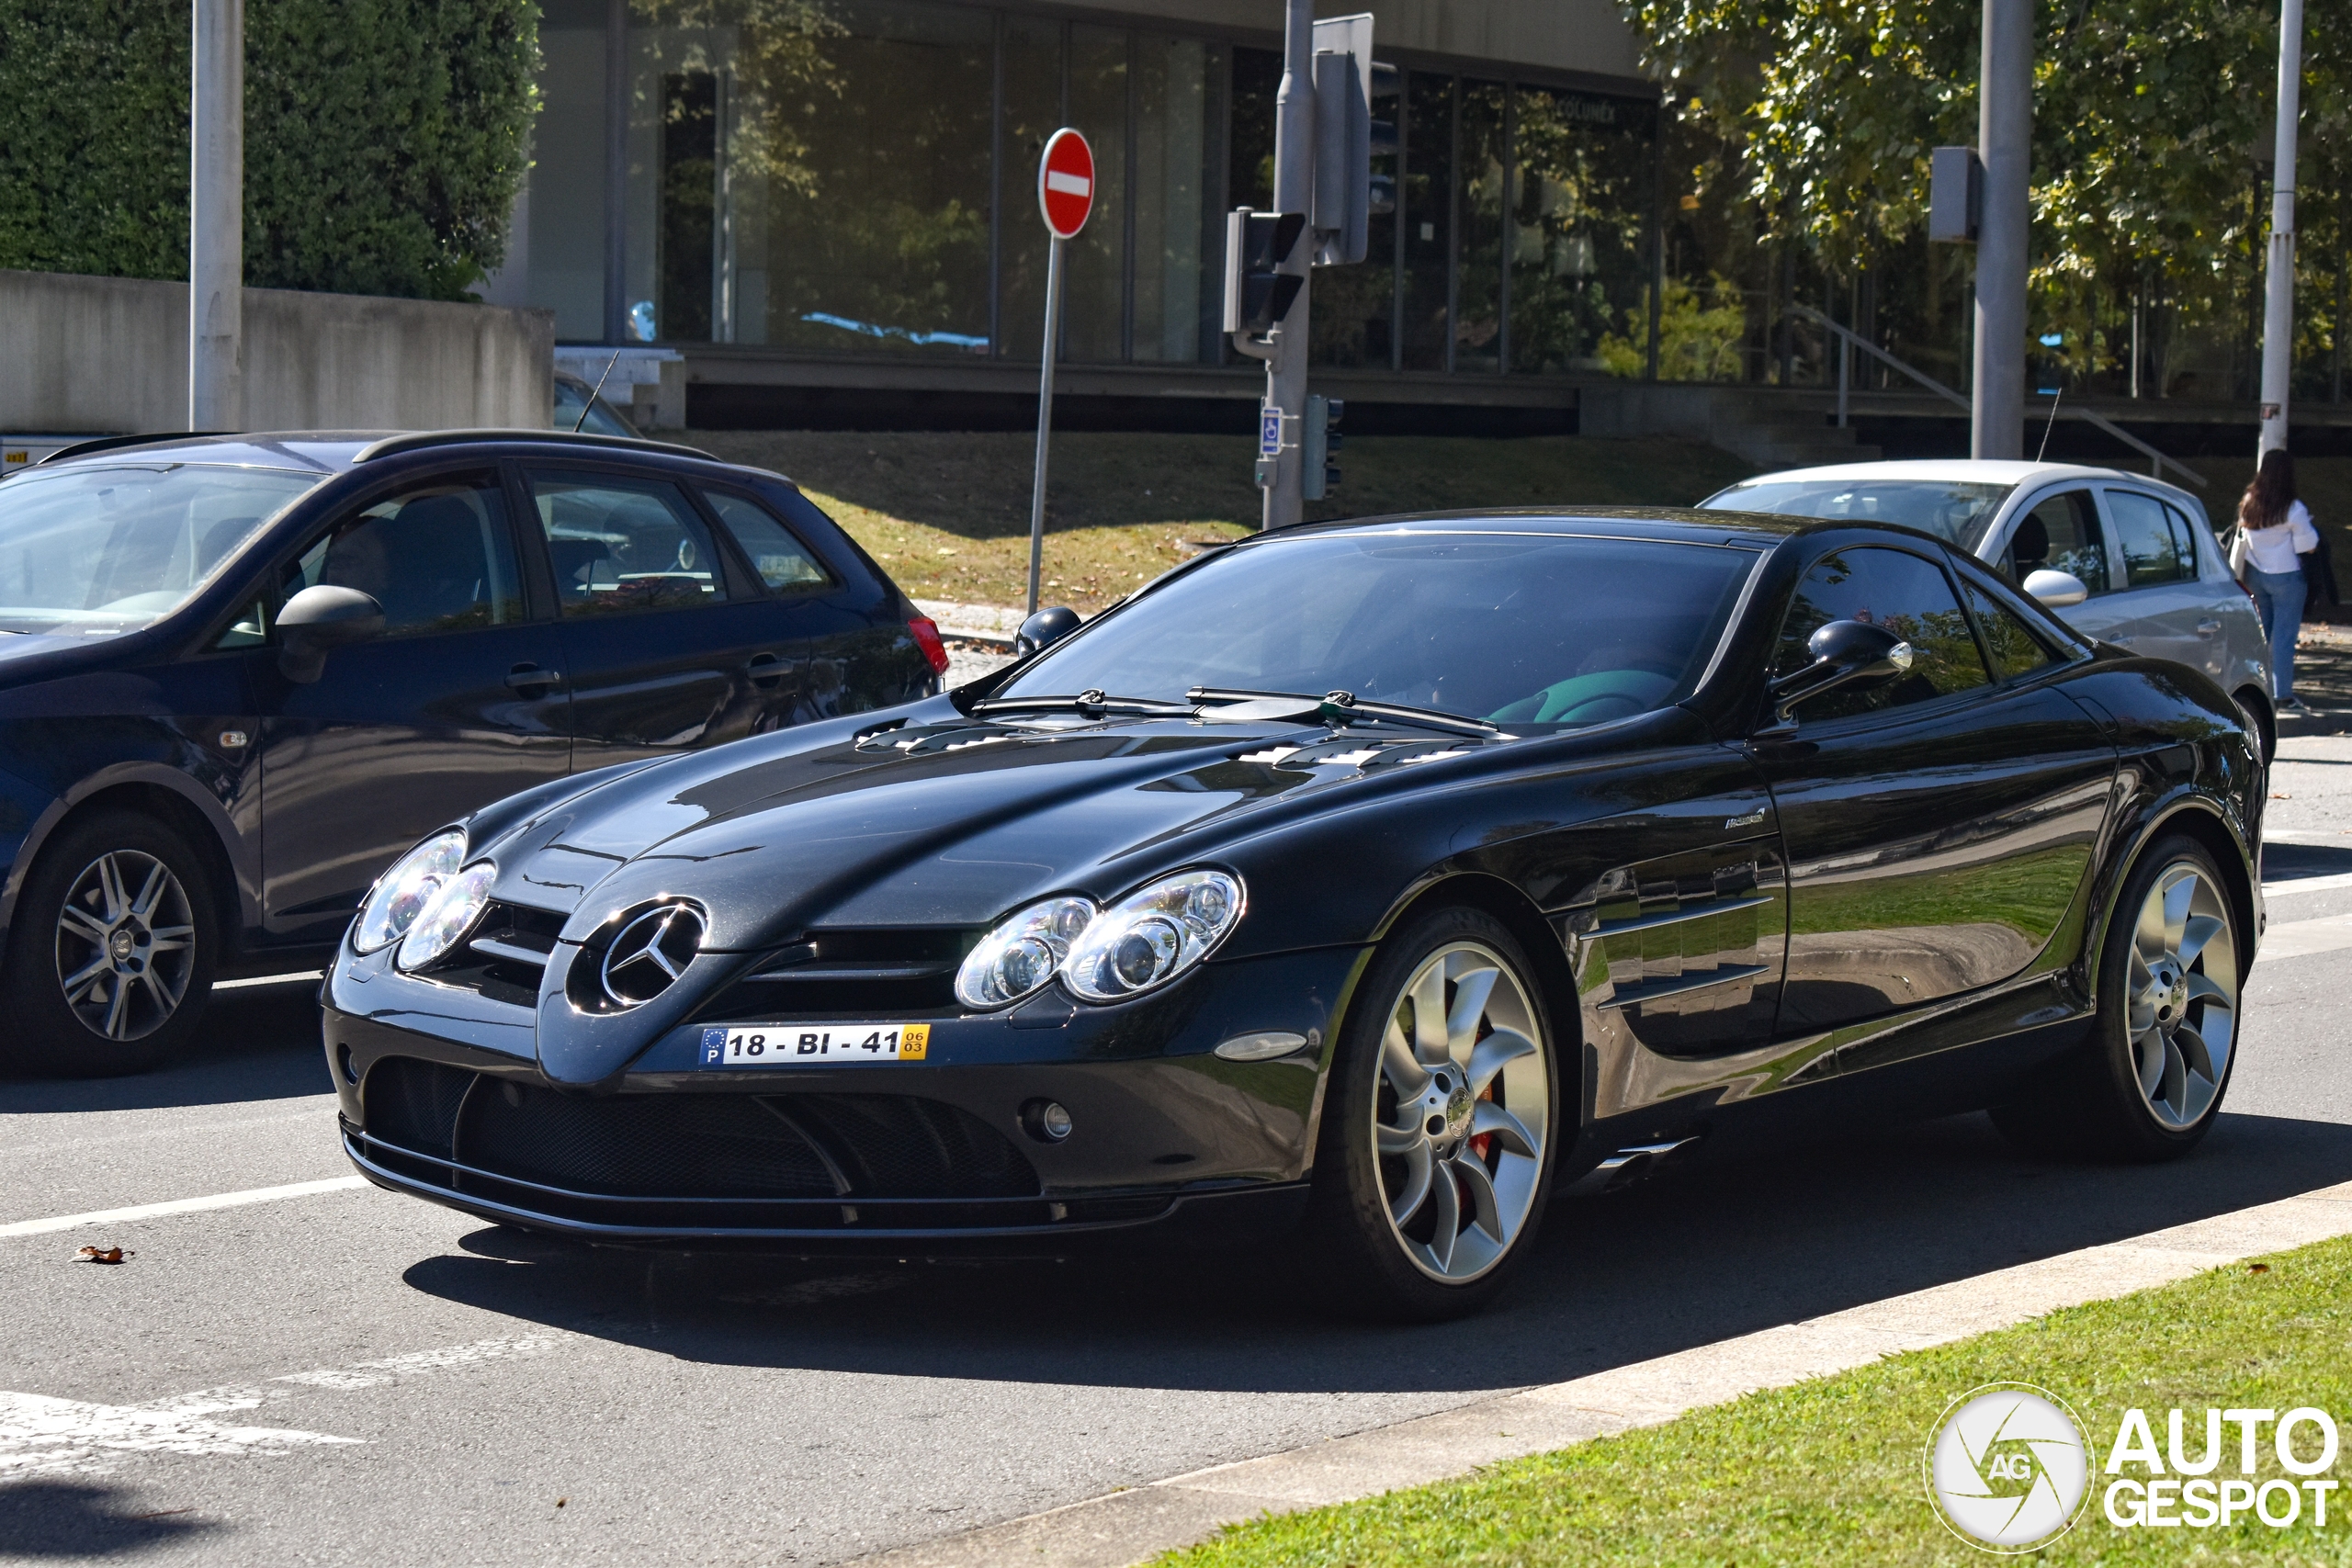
0;269;554;435
1070;0;1648;82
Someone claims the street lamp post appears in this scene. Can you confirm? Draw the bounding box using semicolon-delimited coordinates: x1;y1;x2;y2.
1971;0;2030;461
2257;0;2305;457
189;0;243;431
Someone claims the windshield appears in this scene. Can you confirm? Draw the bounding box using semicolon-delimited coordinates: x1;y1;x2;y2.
1701;478;2013;550
0;463;320;636
999;531;1758;729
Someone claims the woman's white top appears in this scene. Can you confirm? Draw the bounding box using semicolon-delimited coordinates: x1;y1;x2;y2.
2242;500;2320;574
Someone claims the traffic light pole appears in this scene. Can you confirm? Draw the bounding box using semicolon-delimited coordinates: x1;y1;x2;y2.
1261;0;1316;530
2257;0;2304;458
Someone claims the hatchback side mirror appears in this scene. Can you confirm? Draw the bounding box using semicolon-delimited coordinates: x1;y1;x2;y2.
1014;605;1081;659
1762;618;1914;728
277;584;386;682
2022;568;2090;607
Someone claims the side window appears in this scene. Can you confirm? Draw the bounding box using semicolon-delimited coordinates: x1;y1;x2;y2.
526;469;730;616
1772;547;1993;720
2162;501;2207;575
701;489;832;592
2109;491;2192;587
2003;490;2110;592
280;472;523;638
1960;578;2062;680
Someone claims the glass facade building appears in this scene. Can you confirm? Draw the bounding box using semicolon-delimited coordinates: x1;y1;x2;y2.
500;0;1662;418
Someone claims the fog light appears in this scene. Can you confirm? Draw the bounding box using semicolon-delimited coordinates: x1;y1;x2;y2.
337;1043;358;1085
1021;1099;1073;1144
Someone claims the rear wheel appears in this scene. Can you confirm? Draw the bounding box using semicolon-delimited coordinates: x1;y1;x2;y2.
1992;835;2239;1161
1;811;219;1076
1305;906;1560;1321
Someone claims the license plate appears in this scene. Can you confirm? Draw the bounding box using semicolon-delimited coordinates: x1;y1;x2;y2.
698;1023;930;1066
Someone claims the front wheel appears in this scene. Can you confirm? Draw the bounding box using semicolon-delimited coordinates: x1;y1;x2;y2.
1304;906;1561;1321
1992;834;2241;1161
1;810;220;1076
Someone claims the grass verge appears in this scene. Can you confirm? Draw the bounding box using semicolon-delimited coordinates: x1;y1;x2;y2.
684;430;1758;613
1159;1232;2352;1566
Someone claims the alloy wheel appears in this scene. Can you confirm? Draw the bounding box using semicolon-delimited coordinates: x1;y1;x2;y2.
53;850;198;1042
1373;941;1549;1282
2127;861;2236;1129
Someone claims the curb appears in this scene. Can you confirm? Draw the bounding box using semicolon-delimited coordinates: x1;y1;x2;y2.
853;1178;2352;1568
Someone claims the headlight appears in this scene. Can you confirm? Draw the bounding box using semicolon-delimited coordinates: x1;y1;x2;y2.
396;862;497;971
353;829;466;954
956;896;1094;1010
1062;870;1242;1003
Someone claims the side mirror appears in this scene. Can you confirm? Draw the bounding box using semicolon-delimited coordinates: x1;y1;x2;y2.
2022;569;2089;608
1763;618;1914;728
1014;605;1081;659
277;584;385;683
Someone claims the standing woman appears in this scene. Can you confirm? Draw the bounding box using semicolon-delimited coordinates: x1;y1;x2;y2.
2236;448;2322;714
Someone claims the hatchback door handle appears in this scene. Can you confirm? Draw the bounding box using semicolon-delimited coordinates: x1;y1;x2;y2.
505;664;563;691
2196;619;2222;637
746;651;787;688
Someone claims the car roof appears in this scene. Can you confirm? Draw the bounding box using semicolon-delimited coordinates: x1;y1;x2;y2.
1714;457;2177;491
1261;505;1865;550
28;428;718;474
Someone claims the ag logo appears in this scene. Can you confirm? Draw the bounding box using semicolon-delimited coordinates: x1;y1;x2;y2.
1925;1383;2091;1551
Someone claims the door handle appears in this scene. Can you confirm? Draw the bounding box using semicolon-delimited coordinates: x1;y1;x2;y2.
745;651;788;688
505;664;563;692
2196;619;2222;637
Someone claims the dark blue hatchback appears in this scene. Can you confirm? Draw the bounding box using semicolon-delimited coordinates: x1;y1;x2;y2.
0;429;945;1074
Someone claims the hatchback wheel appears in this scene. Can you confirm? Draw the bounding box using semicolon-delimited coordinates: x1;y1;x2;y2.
1992;834;2239;1160
2;811;218;1076
1306;906;1559;1320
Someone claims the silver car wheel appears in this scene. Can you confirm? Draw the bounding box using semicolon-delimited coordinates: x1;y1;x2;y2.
54;850;198;1042
1372;941;1548;1283
2127;860;2236;1129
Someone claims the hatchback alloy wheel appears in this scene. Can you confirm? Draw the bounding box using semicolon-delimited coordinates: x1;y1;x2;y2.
54;849;198;1042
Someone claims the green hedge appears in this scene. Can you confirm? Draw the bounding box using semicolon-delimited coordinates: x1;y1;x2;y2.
0;0;538;300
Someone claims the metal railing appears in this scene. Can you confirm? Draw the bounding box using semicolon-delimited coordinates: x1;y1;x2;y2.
1789;305;2208;489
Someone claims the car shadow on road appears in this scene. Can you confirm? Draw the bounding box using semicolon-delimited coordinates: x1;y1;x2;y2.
0;1480;220;1557
397;1108;2352;1398
0;981;331;1114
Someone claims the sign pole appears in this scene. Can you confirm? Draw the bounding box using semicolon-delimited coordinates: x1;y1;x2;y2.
2257;0;2304;457
1026;234;1064;616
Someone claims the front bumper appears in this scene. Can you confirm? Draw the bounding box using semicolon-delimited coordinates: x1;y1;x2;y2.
324;944;1364;1247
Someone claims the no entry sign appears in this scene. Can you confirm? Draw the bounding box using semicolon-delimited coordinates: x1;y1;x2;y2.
1037;129;1095;240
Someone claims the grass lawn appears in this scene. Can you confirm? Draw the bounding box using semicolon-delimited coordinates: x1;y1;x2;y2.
1159;1232;2352;1566
684;430;1759;613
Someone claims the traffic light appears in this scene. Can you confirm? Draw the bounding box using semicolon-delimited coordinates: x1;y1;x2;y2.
1309;17;1373;265
1223;209;1306;335
1303;395;1343;501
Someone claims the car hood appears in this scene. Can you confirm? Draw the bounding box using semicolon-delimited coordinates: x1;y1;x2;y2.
481;705;1486;954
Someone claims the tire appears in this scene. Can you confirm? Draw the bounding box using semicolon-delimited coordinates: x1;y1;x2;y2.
1;810;219;1076
1991;834;2241;1162
1303;906;1562;1322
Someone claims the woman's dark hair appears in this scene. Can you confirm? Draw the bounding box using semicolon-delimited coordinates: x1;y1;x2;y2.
2238;448;2299;530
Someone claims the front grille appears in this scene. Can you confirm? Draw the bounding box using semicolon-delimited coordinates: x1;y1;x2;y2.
355;1058;1040;1212
411;900;567;1007
695;927;972;1021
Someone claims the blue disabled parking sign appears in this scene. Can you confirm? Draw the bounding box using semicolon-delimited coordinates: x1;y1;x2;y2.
1260;406;1282;457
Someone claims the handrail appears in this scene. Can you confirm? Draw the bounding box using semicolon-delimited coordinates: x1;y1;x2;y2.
1787;305;2207;490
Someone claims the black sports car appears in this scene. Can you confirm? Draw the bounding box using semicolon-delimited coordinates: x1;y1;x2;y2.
328;509;2264;1319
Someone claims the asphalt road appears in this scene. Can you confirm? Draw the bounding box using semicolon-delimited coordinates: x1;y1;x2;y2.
4;726;2349;1565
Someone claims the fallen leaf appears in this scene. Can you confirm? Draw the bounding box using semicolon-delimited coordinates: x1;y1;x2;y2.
2248;1262;2271;1274
2274;792;2292;799
555;1498;568;1508
75;1246;131;1264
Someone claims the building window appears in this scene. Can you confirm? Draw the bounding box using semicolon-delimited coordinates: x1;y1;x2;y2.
1508;88;1657;375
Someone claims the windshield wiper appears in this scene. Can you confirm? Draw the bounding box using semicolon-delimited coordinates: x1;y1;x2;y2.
971;691;1199;719
1187;687;1500;739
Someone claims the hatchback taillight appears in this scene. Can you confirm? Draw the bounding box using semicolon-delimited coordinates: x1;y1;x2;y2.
908;615;951;676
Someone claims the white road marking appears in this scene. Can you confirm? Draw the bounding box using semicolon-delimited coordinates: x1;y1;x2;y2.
2260;911;2352;963
213;970;324;991
2265;870;2352;897
0;1334;564;1481
0;1175;366;1238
